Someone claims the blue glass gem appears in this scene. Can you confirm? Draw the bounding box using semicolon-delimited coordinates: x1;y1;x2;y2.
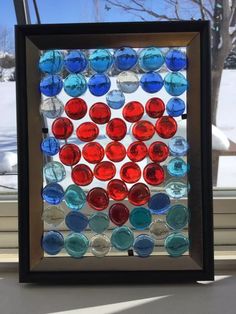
166;98;185;117
133;234;155;257
64;184;86;210
165;179;188;199
64;74;87;97
40;75;63;97
88;73;111;96
129;207;152;230
39;50;64;74
89;212;110;234
43;161;66;183
111;226;134;251
169;136;189;156
64;50;87;73
40;97;64;119
116;71;139;93
165;49;187;71
148;193;171;214
42;230;64;255
64;233;89;258
164;233;189;257
65;211;88;232
140;72;163;93
139;47;164;71
114;47;138;70
40;137;60;156
164;72;188;96
106;90;125;109
89;49;113;73
167;158;188;177
42;183;64;205
166;204;189;230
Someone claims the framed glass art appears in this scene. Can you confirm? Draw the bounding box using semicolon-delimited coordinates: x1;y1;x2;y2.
16;21;213;283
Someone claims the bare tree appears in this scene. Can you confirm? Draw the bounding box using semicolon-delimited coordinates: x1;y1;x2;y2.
0;26;14;53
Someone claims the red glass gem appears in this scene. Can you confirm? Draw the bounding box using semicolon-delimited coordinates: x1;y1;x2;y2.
145;97;165;118
155;116;177;139
82;142;104;164
94;161;116;181
148;141;169;162
122;101;144;123
127;141;147;162
107;179;128;201
120;162;141;183
109;203;129;226
76;122;99;142
143;163;165;186
71;164;93;186
89;102;111;124
65;98;87;120
128;183;150;206
87;187;109;211
132;120;155;141
59;144;81;166
106;118;127;141
52;117;73;139
105;141;126;162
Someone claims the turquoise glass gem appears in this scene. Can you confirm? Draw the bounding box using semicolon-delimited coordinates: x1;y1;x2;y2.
89;212;110;233
106;90;125;109
64;50;87;73
39;50;64;74
133;234;155;257
64;233;89;258
111;226;134;251
165;179;188;199
165;49;187;71
40;97;64;119
166;98;185;117
43;161;66;183
42;230;64;255
64;184;86;210
42;183;64;205
139;47;164;71
169;136;189;156
64;73;87;97
42;205;65;226
88;73;111;96
114;47;138;70
40;137;60;156
65;211;88;232
89;49;113;73
40;74;63;97
148;193;171;214
164;233;189;257
129;207;152;230
149;220;170;240
164;72;188;96
116;71;139;93
166;204;189;230
140;72;163;93
90;234;111;257
167;158;188;177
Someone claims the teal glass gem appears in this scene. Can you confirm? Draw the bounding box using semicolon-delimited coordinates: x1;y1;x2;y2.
139;47;164;71
88;73;111;96
42;183;64;205
65;211;88;232
164;72;188;96
106;90;125;109
39;50;64;74
40;137;60;156
40;97;64;119
111;226;134;251
89;212;110;233
166;204;189;230
140;72;163;93
90;234;111;257
167;158;188;177
64;73;87;97
89;49;113;73
169;136;189;156
43;161;66;183
40;75;63;97
165;49;187;71
64;184;86;210
166;97;185;117
42;230;64;255
129;207;152;230
114;47;138;70
133;234;155;257
164;233;189;257
64;50;87;73
42;205;65;226
64;233;89;258
165;179;188;199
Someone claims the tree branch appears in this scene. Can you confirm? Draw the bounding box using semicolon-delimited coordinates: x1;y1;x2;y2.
191;0;214;19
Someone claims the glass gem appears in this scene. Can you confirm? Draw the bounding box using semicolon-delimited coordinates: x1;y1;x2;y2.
114;47;137;70
120;162;141;183
106;118;127;141
164;72;188;96
166;204;189;230
71;164;93;186
138;47;164;71
64;184;86;210
76;122;99;142
132;120;155;141
122;101;144;123
105;141;126;162
107;179;128;201
40;97;64;119
167;158;188;177
165;49;187;71
94;161;116;181
65;211;88;232
140;72;163;93
133;234;154;257
155;116;177;139
109;203;129;226
42;230;64;255
39;50;64;74
87;187;109;211
169;136;189;156
149;220;170;240
90;234;111;257
129;207;152;230
116;71;139;93
127;141;147;162
82;142;104;164
64;50;87;73
145;97;165;119
64;233;89;258
40;75;63;97
52;117;73;139
148;141;169;162
106;90;125;109
64;73;87;97
166;98;185;117
164;233;189;257
148;193;170;214
42;183;64;205
88;73;111;96
143;163;165;186
128;183;150;206
89;102;111;124
165;179;188;199
89;49;113;73
111;226;134;251
43;161;66;183
42;205;65;226
65;98;87;120
59;144;81;166
40;137;60;156
89;212;110;234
